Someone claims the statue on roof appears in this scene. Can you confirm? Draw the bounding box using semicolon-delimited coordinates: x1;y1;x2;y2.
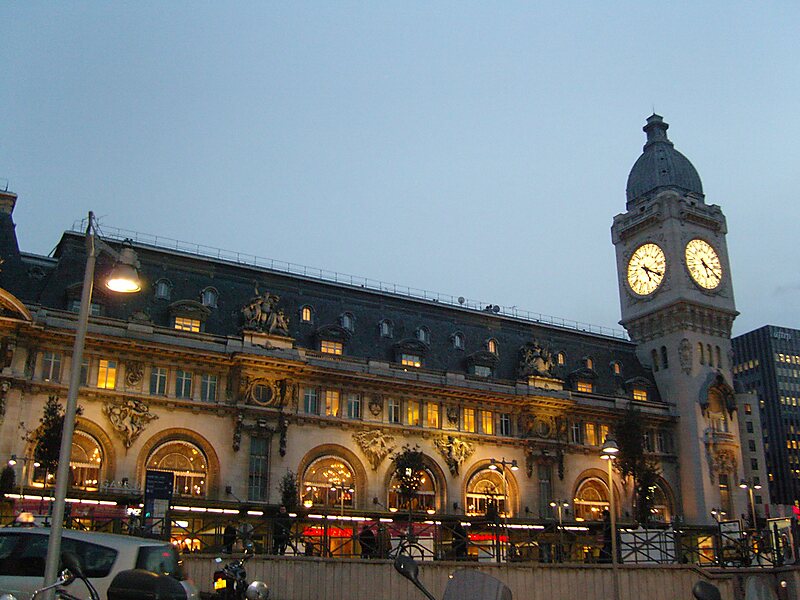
242;283;289;336
518;341;555;379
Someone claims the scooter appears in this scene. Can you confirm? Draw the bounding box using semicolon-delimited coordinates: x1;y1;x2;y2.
213;542;268;600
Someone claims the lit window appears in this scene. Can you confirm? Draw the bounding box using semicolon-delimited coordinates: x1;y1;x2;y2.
462;408;476;433
453;332;465;350
599;424;609;445
201;288;218;308
42;351;62;382
301;306;313;323
97;359;117;390
380;320;393;338
585;423;597;446
303;388;319;414
474;365;492;377
487;339;498;354
174;317;201;332
633;388;648;402
557;352;566;366
745;403;752;414
407;400;420;426
416;327;430;344
154;279;172;300
325;390;340;417
499;413;512;436
148;440;208;498
321;340;343;355
150;366;168;396
576;380;593;393
388;398;401;424
585;357;594;370
426;403;440;428
346;393;361;419
401;354;421;368
612;361;621;376
201;374;217;402
481;411;494;435
175;370;193;399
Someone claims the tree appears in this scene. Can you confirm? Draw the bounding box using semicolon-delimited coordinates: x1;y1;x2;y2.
0;465;15;495
613;402;661;526
26;395;82;484
278;470;299;511
392;445;425;509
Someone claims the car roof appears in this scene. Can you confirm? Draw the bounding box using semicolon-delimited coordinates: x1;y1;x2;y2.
0;527;171;548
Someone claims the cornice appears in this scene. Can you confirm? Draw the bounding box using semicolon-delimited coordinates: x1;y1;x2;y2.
621;300;737;342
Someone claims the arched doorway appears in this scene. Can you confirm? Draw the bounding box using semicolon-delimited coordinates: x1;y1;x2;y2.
301;456;356;510
573;476;612;521
146;440;208;498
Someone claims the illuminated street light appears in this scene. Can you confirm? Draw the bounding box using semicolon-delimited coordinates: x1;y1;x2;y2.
43;213;141;592
601;437;620;600
739;479;762;531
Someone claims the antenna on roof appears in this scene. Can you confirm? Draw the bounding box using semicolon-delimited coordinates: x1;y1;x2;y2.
458;297;465;305
492;305;501;314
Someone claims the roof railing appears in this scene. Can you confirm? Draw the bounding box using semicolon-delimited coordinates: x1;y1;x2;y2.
69;218;629;340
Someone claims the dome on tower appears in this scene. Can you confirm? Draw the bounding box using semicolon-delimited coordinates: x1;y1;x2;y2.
626;114;703;205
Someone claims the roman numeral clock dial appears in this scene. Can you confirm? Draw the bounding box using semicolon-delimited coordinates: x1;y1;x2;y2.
627;243;666;296
685;238;723;290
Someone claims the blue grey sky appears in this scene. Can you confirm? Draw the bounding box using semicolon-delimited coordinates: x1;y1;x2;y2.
2;3;798;337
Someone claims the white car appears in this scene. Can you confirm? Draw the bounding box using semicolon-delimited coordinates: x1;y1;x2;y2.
0;527;198;600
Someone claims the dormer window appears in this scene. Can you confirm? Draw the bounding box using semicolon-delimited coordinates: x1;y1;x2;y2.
175;317;201;332
379;320;393;338
611;361;622;376
452;332;465;350
154;279;172;300
557;352;566;366
633;388;648;402
201;287;218;308
341;312;355;332
487;339;498;355
584;357;594;370
416;327;430;344
401;354;421;368
321;340;343;355
300;305;314;324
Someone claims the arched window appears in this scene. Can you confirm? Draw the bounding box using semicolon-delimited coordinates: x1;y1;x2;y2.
611;361;621;376
201;287;218;308
32;431;103;491
379;319;393;338
154;279;172;300
416;327;430;345
388;467;436;512
661;346;669;369
707;388;728;433
707;344;713;367
452;332;465;350
716;346;722;369
300;305;313;324
651;349;660;372
487;339;498;355
573;477;611;521
147;440;208;498
301;456;355;509
585;357;594;370
648;483;673;524
340;313;355;332
557;352;566;366
698;342;705;365
465;468;512;517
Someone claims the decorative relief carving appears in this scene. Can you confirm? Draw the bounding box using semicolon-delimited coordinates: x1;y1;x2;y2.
241;284;289;336
241;377;295;408
353;429;396;470
445;406;459;426
519;413;556;439
679;338;692;374
0;380;9;419
103;399;158;449
125;361;144;388
434;435;474;476
707;447;737;484
368;395;383;417
518;341;555;378
24;347;37;379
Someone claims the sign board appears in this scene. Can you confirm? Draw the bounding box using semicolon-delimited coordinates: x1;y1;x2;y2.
144;470;174;537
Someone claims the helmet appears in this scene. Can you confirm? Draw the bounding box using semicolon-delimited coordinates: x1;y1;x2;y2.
245;581;270;600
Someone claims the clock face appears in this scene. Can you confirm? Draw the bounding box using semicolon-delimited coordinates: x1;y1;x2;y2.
627;243;666;296
685;238;723;290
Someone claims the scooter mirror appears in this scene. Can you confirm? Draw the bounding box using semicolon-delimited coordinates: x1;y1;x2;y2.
394;555;437;600
245;581;270;600
692;581;721;600
61;552;85;581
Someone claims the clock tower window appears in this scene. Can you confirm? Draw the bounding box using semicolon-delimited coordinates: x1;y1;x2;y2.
651;349;660;372
698;343;705;365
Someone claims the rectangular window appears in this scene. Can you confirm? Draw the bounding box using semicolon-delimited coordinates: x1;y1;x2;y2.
69;300;101;316
150;367;168;396
538;464;553;519
482;410;494;435
248;436;270;502
42;352;62;382
462;408;476;433
570;421;582;444
599;424;609;446
320;340;343;355
576;380;593;393
174;317;201;332
745;403;752;415
201;374;218;402
499;413;512;436
473;365;492;377
751;458;759;470
325;390;340;417
346;393;361;419
584;423;597;446
426;403;440;428
633;388;648;402
746;421;754;433
407;400;420;426
97;359;117;389
303;388;319;414
401;354;421;368
175;370;193;399
388;398;401;424
80;357;90;386
644;430;654;452
748;440;756;452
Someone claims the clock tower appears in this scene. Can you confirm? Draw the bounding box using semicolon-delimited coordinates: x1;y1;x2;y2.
612;115;744;525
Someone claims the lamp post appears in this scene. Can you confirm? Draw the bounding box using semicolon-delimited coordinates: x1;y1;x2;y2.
7;455;41;502
43;213;141;591
710;508;727;523
739;479;762;531
488;457;518;561
601;437;620;600
550;499;570;562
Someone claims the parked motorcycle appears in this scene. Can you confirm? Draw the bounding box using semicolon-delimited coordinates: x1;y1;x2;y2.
212;543;269;600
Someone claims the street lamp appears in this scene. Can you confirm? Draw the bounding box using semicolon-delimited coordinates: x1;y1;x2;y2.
550;499;570;562
7;455;41;500
601;436;620;600
739;479;762;531
43;213;141;591
710;508;727;523
488;457;518;560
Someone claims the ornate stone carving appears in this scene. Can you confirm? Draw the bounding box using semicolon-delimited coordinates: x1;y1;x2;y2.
353;429;396;470
519;413;556;439
125;361;144;388
241;285;289;336
518;341;555;378
0;380;8;419
241;376;295;408
368;395;383;417
24;347;37;379
434;435;474;476
0;338;14;370
707;447;737;484
103;399;158;449
445;406;459;426
679;338;692;374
